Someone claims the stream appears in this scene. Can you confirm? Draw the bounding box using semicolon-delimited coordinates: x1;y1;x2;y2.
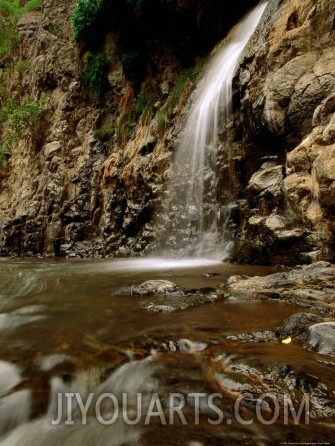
0;258;334;445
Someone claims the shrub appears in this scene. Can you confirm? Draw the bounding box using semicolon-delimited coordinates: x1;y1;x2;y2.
0;95;48;168
23;0;41;12
0;0;41;54
82;51;109;100
8;96;48;141
0;0;20;54
70;0;102;44
15;59;30;75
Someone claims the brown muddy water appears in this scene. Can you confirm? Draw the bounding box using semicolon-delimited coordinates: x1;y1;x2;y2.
0;258;334;446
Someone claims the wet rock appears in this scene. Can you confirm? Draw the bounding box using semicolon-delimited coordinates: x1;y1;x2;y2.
222;261;335;312
0;361;22;398
140;289;219;313
305;322;335;356
276;312;324;339
247;165;283;192
227;330;276;343
132;280;179;296
145;304;175;313
162;339;208;353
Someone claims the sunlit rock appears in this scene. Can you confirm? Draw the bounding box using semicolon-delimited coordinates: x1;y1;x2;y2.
305;322;335;356
132;280;179;296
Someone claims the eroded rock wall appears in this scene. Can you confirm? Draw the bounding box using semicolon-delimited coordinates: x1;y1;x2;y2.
0;0;259;258
225;0;335;264
1;0;335;264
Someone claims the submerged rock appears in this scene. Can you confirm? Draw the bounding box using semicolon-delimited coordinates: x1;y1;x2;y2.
142;292;219;313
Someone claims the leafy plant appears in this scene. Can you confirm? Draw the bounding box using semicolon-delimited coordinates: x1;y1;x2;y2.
23;0;41;12
70;0;102;44
156;110;169;133
0;95;48;168
135;88;157;124
15;59;29;75
0;0;41;54
0;98;16;123
157;68;199;132
82;51;109;100
7;96;47;141
0;1;20;54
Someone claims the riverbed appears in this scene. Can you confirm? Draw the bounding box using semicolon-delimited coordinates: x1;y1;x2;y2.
0;258;334;445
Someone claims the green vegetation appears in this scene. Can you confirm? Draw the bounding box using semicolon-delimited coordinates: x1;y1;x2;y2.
0;144;10;168
115;87;158;144
0;0;41;55
15;59;29;75
82;51;109;101
135;88;157;124
157;68;199;132
70;0;102;44
0;68;9;106
0;0;44;169
7;96;48;140
0;95;48;168
47;23;59;35
71;1;111;100
24;0;41;12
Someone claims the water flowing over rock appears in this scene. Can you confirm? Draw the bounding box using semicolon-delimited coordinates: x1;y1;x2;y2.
0;0;334;264
159;3;268;260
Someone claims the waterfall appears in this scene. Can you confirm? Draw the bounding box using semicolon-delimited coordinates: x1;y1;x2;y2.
162;2;267;260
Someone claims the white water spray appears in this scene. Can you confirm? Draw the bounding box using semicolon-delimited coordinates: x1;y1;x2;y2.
164;2;267;260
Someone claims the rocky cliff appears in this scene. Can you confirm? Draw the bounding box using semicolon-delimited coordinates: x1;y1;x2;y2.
0;0;334;264
219;0;335;264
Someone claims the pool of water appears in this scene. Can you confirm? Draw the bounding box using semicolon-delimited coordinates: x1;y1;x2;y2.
0;258;334;445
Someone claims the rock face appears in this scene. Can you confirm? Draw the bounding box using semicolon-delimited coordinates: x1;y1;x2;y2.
0;0;335;263
224;0;335;264
0;0;260;258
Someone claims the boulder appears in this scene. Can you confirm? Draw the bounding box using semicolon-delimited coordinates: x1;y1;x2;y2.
132;280;179;296
305;322;335;356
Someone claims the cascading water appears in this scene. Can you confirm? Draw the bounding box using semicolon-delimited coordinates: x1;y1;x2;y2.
161;2;267;260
